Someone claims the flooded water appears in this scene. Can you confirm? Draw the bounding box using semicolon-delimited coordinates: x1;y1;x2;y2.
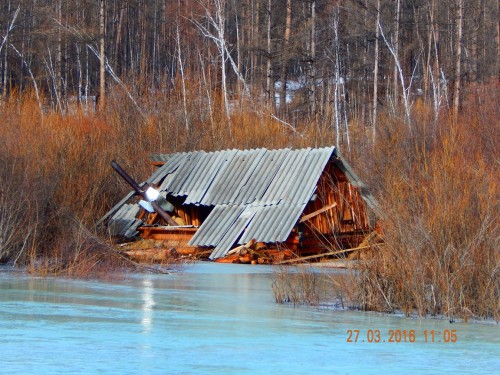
1;263;498;374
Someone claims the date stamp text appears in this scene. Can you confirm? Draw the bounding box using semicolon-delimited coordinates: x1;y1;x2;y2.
346;329;457;343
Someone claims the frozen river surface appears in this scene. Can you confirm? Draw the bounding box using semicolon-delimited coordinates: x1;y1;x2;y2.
1;263;498;374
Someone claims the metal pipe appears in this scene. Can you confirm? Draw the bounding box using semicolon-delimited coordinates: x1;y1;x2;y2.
111;160;144;193
111;160;178;226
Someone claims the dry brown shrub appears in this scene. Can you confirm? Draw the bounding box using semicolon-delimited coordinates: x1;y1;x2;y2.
272;264;359;309
354;85;499;321
273;265;321;306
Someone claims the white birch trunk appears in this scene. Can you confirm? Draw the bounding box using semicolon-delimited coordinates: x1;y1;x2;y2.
453;0;463;118
99;0;106;112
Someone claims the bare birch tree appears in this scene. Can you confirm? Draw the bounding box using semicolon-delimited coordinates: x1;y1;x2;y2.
453;0;463;118
99;0;106;112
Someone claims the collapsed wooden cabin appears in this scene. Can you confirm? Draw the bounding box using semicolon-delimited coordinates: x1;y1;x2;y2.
98;147;381;264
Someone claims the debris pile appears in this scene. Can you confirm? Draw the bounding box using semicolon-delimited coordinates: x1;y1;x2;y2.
214;240;294;264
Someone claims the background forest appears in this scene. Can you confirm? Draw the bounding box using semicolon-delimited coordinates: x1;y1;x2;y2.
1;0;498;130
0;1;498;320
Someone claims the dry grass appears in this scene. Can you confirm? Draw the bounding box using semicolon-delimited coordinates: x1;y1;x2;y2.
272;264;360;309
272;265;321;306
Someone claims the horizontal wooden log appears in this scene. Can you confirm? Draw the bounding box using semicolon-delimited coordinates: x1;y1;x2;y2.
137;233;194;241
136;226;197;242
124;248;177;262
238;253;253;264
137;226;197;234
175;246;204;255
277;244;381;264
215;253;240;263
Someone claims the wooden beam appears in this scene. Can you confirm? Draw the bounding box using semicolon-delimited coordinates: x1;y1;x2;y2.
299;202;337;223
277;243;381;264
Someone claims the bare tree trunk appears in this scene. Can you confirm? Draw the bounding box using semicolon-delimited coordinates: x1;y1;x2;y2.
234;0;242;98
361;0;368;125
250;0;259;88
470;2;479;82
372;0;381;140
378;22;413;126
114;1;125;73
151;0;159;91
497;0;500;74
453;0;463;118
217;0;229;118
56;0;62;110
176;25;189;131
195;0;248;118
309;0;316;115
393;0;400;109
1;1;12;97
85;42;89;108
140;0;147;78
429;0;442;120
198;49;215;133
99;0;106;112
332;7;340;146
266;0;273;104
76;43;82;104
280;0;292;113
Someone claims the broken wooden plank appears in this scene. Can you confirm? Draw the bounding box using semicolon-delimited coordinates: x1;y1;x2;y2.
299;203;337;223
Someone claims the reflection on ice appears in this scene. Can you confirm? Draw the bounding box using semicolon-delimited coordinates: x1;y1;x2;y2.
141;276;155;333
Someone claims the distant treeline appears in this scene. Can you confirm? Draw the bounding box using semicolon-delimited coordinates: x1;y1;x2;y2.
1;0;499;140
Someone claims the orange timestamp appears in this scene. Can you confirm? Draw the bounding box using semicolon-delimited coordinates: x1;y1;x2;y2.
346;329;457;343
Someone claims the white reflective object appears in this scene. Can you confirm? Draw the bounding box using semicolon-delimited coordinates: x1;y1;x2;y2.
145;187;160;201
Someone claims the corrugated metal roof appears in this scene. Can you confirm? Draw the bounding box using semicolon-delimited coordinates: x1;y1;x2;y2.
200;149;265;205
103;146;338;257
238;203;305;244
96;190;136;227
184;147;334;258
189;204;245;246
236;148;291;205
151;147;336;207
107;203;141;237
208;206;258;260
